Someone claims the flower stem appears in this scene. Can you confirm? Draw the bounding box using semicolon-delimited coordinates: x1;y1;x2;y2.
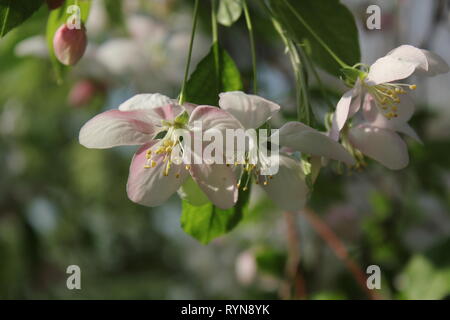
243;0;258;94
281;0;349;69
179;0;200;105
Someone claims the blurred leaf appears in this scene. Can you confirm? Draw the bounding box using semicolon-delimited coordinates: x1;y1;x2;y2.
269;0;360;76
255;247;286;278
46;0;91;83
399;255;450;300
104;0;123;28
0;0;44;37
217;0;243;27
185;42;242;106
181;185;250;244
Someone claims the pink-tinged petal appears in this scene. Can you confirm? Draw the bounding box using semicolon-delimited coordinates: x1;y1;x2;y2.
218;91;280;129
181;101;197;114
330;85;362;141
348;125;409;170
118;93;173;111
363;94;421;142
79;110;156;149
189;105;243;132
260;154;308;212
145;104;185;122
127;142;188;207
366;56;417;85
364;93;414;125
387;45;449;76
279;122;355;165
189;163;238;209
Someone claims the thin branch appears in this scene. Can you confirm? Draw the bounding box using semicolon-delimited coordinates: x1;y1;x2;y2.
300;208;381;300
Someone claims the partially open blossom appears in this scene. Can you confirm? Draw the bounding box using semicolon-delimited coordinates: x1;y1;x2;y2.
330;45;449;169
219;91;355;211
46;0;65;10
79;93;241;209
53;23;87;66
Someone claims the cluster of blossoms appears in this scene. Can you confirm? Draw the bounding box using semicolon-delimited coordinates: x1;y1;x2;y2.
79;46;448;211
79;92;354;211
331;45;449;170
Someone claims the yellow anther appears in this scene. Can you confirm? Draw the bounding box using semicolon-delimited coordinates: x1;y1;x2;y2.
263;181;268;186
409;84;417;90
394;87;401;93
151;160;157;168
242;187;248;191
144;165;151;169
269;176;273;179
185;165;191;170
255;180;259;185
175;173;180;179
392;106;398;111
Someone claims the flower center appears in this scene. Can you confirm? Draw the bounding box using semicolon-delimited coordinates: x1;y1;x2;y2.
143;125;186;178
234;146;274;191
365;82;416;119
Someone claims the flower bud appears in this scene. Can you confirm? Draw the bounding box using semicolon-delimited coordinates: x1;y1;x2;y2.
53;23;87;66
46;0;65;10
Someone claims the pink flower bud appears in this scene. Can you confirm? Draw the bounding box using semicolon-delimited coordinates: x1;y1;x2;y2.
46;0;65;10
53;24;87;66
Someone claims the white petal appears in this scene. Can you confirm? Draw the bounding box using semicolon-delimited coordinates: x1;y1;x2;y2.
260;154;308;212
348;125;409;170
279;122;356;165
396;123;422;143
118;93;174;111
366;56;417;85
387;45;449;76
189;105;243;132
218;91;280;129
79;110;156;149
189;163;238;209
127;142;188;207
363;93;414;126
330;86;362;141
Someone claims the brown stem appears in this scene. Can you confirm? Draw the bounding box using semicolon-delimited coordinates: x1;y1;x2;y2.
281;211;307;299
300;208;381;300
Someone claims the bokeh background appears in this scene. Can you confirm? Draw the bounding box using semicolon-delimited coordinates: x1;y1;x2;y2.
0;0;449;299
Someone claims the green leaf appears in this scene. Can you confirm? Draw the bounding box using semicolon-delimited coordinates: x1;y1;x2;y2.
270;0;360;77
185;42;242;106
46;0;91;83
217;0;243;27
399;255;450;300
181;184;250;244
178;177;210;207
0;0;44;37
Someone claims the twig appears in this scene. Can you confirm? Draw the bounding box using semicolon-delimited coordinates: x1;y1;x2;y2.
281;211;307;299
300;208;381;300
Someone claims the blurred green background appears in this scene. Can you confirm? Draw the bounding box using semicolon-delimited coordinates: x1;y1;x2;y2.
0;0;449;299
